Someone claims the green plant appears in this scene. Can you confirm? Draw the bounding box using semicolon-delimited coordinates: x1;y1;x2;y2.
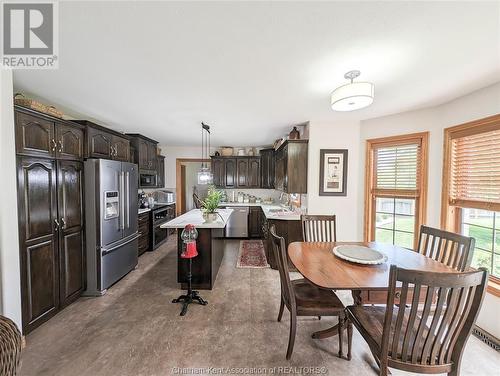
201;186;222;213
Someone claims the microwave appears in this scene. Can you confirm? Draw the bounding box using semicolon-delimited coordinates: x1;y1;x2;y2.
139;171;157;188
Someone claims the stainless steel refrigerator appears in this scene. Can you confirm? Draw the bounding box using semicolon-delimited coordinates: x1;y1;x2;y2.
84;159;139;296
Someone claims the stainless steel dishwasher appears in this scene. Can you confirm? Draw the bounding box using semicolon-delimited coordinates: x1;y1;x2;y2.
225;206;249;238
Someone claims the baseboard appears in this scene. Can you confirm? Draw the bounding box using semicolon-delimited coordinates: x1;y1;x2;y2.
472;325;500;351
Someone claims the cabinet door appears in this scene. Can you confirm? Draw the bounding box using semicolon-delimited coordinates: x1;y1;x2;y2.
211;158;224;187
57;161;85;307
274;149;285;191
224;159;236;188
156;156;165;188
148;142;157;170
138;140;150;169
15;111;56;158
55;122;84;160
87;127;112;159
249;207;262;238
112;135;130;162
248;158;260;188
17;158;59;333
138;212;150;255
260;150;275;189
236;158;248;187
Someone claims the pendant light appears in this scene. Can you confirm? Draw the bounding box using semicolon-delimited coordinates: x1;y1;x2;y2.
197;122;213;184
330;70;374;111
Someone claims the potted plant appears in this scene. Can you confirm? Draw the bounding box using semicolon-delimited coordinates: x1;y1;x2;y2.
201;186;223;222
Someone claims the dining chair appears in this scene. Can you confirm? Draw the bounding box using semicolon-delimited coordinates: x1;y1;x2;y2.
347;265;488;376
193;193;203;209
270;225;352;360
417;225;475;271
301;214;337;242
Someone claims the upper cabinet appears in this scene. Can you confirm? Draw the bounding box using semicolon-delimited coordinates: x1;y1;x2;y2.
156;155;165;188
260;148;275;189
15;107;84;161
274;140;308;194
74;120;130;162
212;156;260;189
127;134;158;171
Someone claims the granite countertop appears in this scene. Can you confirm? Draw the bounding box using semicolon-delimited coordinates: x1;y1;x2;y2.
219;202;301;221
161;208;233;229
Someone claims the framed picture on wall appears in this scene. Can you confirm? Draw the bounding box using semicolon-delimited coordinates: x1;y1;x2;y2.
319;149;348;196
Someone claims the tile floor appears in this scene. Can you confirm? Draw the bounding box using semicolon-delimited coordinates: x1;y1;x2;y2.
19;238;500;375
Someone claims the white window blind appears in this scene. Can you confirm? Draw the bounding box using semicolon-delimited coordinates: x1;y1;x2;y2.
375;143;420;191
450;129;500;210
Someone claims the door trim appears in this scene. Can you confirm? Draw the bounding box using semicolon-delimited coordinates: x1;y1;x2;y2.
175;158;210;216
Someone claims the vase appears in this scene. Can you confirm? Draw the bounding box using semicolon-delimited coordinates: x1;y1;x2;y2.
202;212;218;222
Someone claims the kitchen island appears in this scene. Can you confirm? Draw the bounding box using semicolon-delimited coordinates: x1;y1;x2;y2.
161;209;233;290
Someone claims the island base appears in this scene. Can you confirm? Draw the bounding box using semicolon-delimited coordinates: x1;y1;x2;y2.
177;228;225;290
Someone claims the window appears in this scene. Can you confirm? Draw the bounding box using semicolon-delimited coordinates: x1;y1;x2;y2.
442;114;500;290
365;132;428;249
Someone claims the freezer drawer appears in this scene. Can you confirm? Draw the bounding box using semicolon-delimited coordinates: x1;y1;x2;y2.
101;234;139;290
225;206;249;238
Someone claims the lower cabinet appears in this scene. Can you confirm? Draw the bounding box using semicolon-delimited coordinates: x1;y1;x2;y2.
138;212;151;255
17;157;85;334
249;207;263;238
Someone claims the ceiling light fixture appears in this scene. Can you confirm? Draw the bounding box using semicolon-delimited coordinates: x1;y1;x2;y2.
197;122;213;185
330;70;374;111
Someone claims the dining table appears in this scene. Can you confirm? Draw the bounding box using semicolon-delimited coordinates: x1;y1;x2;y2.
287;241;457;339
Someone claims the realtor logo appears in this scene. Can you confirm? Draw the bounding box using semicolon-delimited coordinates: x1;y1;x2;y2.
1;1;58;68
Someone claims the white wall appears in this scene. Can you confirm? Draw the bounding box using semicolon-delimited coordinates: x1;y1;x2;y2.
307;121;361;241
359;81;500;338
0;69;22;330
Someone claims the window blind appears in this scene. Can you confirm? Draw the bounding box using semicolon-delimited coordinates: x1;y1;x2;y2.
450;129;500;209
375;143;420;191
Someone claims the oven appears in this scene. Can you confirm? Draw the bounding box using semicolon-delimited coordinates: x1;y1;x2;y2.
140;171;157;188
151;205;175;249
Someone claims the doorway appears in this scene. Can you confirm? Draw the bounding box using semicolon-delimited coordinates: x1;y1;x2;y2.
175;159;211;215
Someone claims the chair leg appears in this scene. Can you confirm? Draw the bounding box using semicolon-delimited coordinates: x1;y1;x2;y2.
379;359;389;376
347;319;353;361
277;298;284;322
286;311;297;360
337;316;344;358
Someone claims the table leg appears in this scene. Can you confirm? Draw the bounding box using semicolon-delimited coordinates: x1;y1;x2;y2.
352;290;363;305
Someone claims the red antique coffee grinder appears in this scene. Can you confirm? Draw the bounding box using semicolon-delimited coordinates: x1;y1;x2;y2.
172;224;208;315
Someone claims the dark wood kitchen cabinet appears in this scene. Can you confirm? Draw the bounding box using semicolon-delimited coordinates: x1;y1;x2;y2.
74;120;130;161
263;218;302;270
211;156;260;188
138;212;151;256
260;148;275;189
127;134;158;171
249;207;263;238
156;155;165;188
15;106;84;161
16;158;85;334
274;140;308;193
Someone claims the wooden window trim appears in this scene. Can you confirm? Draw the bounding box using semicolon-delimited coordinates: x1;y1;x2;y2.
441;114;500;295
364;132;429;249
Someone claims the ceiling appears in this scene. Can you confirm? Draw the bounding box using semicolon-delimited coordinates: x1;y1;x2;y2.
13;1;500;146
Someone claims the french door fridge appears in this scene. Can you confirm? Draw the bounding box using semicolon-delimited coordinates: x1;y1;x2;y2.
84;159;139;295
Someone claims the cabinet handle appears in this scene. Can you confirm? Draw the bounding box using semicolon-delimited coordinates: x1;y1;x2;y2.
58;140;63;153
54;219;60;231
61;217;66;230
50;139;57;152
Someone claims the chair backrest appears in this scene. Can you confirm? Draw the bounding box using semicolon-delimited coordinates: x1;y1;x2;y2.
270;225;296;310
381;265;488;372
193;193;203;209
301;214;337;242
417;225;475;271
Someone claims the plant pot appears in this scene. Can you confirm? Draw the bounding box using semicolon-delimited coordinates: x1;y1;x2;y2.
202;212;218;222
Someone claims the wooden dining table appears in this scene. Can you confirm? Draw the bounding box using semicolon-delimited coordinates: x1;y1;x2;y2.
288;241;457;339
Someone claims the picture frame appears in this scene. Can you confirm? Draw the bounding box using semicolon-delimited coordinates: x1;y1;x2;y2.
319;149;348;196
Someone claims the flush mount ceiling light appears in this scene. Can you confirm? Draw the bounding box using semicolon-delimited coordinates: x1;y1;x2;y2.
330;70;374;111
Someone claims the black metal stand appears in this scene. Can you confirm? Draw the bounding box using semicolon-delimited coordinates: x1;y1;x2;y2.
172;258;208;316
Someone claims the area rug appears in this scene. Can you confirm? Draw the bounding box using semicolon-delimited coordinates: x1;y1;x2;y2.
237;240;270;268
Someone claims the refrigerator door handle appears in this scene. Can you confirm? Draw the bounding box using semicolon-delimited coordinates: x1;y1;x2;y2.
101;233;140;255
119;171;125;230
126;171;130;229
